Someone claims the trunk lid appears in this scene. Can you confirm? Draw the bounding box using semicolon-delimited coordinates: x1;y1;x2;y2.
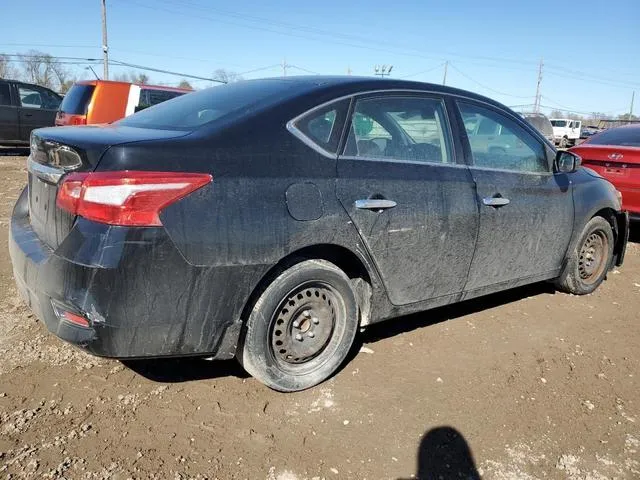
27;125;189;249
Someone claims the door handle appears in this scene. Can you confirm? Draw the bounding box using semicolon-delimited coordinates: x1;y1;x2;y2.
482;195;510;207
355;199;397;210
24;113;33;117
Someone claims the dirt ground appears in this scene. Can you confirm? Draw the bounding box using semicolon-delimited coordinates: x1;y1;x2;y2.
0;151;638;480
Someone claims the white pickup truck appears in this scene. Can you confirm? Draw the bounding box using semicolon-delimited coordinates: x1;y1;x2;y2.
550;118;582;147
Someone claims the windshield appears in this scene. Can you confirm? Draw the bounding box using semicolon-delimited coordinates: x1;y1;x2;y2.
551;120;568;127
588;127;640;147
117;79;307;131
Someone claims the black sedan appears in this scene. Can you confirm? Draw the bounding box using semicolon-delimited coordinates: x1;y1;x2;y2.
9;77;628;391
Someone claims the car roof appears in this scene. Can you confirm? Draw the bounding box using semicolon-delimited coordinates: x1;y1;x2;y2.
224;75;514;112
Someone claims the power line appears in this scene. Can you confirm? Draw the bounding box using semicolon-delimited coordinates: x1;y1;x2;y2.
109;58;224;83
399;63;445;79
448;63;534;99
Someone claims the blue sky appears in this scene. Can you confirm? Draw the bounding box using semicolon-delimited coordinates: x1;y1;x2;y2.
1;0;638;116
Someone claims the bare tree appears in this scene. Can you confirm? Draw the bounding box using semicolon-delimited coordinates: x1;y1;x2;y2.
19;50;58;89
178;79;193;90
212;69;243;84
114;70;151;84
0;54;18;79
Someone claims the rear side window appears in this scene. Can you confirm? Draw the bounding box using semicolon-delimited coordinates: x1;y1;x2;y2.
0;83;10;106
344;96;452;164
140;88;186;107
588;127;640;147
291;99;350;155
525;116;553;136
60;84;95;114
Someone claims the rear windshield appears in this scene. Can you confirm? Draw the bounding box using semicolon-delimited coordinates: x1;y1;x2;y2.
525;116;553;135
118;79;307;131
588;127;640;147
59;84;95;115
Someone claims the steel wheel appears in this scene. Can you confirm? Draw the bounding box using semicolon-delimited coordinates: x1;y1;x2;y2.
578;230;609;285
270;283;338;370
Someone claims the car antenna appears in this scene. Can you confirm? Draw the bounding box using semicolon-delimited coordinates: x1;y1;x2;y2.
85;66;101;80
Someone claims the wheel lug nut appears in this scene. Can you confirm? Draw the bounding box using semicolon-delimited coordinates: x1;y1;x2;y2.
292;320;301;328
295;333;303;341
307;331;315;338
303;310;311;318
312;317;319;325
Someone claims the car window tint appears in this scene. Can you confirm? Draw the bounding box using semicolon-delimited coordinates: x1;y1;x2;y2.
141;88;186;107
0;83;11;106
459;102;548;173
344;96;452;164
588;127;640;147
293;99;350;154
19;86;43;109
60;84;95;114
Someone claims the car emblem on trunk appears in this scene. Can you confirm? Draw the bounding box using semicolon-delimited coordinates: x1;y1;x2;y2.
608;153;624;161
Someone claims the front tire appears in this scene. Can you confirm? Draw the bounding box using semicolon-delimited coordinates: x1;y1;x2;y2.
238;259;359;392
555;217;614;295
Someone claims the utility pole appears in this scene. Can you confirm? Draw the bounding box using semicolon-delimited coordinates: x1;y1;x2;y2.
629;91;635;122
282;59;288;77
534;57;543;113
347;66;352;75
101;0;109;80
442;61;448;86
374;65;393;78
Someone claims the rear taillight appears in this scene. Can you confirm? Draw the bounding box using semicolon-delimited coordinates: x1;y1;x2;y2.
55;114;87;126
56;171;212;226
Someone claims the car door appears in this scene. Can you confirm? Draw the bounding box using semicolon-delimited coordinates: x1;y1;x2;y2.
0;81;20;143
16;84;60;141
456;100;574;296
335;93;478;306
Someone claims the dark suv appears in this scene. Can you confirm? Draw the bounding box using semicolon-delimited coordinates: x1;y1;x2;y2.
0;79;62;145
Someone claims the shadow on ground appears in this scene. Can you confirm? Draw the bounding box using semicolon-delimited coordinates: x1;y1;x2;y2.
126;281;555;384
123;357;250;383
400;426;481;480
628;223;640;244
0;147;30;157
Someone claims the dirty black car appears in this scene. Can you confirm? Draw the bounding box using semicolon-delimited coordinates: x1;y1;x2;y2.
9;77;628;391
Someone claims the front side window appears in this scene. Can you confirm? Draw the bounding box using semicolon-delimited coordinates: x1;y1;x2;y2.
459;102;548;173
344;96;452;164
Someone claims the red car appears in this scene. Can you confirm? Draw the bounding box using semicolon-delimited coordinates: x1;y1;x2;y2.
570;124;640;219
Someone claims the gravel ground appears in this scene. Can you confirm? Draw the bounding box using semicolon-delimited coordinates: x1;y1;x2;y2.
0;154;638;479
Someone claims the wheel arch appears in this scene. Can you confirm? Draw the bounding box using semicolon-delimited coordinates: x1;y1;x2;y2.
240;244;376;333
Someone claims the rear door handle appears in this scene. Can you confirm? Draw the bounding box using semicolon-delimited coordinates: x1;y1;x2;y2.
355;199;397;210
482;196;510;207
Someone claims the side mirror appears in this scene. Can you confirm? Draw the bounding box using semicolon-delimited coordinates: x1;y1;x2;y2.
555;151;581;173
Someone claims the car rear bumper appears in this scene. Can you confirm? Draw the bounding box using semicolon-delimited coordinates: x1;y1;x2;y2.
9;188;262;360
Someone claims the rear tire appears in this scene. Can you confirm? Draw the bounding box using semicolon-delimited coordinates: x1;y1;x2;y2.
238;259;359;392
555;217;614;295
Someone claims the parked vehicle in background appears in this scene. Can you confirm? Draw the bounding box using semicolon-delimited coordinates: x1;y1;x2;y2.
10;77;628;392
580;125;601;139
55;80;191;126
0;79;62;145
570;124;640;219
521;112;555;144
551;118;582;147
